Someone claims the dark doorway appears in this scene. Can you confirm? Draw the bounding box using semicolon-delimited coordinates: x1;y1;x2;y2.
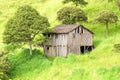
80;46;85;54
80;46;92;54
88;46;92;51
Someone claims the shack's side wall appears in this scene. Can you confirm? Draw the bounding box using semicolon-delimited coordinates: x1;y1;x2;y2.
44;34;68;57
81;29;93;46
67;26;93;54
67;30;80;54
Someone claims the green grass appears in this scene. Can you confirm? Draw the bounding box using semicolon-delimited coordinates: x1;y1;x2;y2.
8;48;51;79
0;0;120;80
7;35;120;79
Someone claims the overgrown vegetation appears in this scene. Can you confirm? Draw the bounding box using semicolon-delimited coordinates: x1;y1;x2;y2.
8;48;51;79
0;0;120;80
0;52;10;80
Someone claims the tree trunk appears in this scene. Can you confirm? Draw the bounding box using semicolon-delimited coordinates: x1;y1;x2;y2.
29;42;32;56
106;21;109;37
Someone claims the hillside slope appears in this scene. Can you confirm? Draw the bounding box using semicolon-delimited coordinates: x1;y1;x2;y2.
0;0;120;80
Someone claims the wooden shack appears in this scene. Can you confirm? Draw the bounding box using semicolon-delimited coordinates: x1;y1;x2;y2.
43;24;93;57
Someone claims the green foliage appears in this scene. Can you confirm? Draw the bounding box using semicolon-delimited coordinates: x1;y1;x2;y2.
3;5;50;55
95;10;118;24
57;7;87;24
0;52;10;80
3;44;18;54
8;48;51;79
0;0;120;80
62;0;88;6
95;10;118;36
3;5;49;44
33;28;54;46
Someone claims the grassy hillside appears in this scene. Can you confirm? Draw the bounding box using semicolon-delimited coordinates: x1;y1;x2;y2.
8;40;120;80
0;0;120;80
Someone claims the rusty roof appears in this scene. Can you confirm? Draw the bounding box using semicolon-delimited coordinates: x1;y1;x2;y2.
54;24;78;33
43;24;93;34
52;24;93;34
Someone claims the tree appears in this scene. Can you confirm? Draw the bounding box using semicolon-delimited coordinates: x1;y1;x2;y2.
95;10;118;37
62;0;88;6
3;5;50;55
57;7;87;24
116;0;120;10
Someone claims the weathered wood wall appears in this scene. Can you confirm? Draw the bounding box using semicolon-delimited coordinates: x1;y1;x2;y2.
67;26;93;54
44;34;68;57
81;29;93;46
67;30;80;54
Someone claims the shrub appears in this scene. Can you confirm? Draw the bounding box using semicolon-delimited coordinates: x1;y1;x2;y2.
0;52;10;80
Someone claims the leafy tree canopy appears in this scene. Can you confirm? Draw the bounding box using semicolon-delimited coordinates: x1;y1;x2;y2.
3;5;50;55
62;0;88;6
57;7;87;24
95;10;118;23
95;10;118;37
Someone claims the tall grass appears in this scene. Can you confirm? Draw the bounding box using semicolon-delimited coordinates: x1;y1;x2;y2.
8;48;51;79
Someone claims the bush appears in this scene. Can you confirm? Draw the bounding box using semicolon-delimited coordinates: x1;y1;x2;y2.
0;52;10;80
8;48;51;79
3;44;18;54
